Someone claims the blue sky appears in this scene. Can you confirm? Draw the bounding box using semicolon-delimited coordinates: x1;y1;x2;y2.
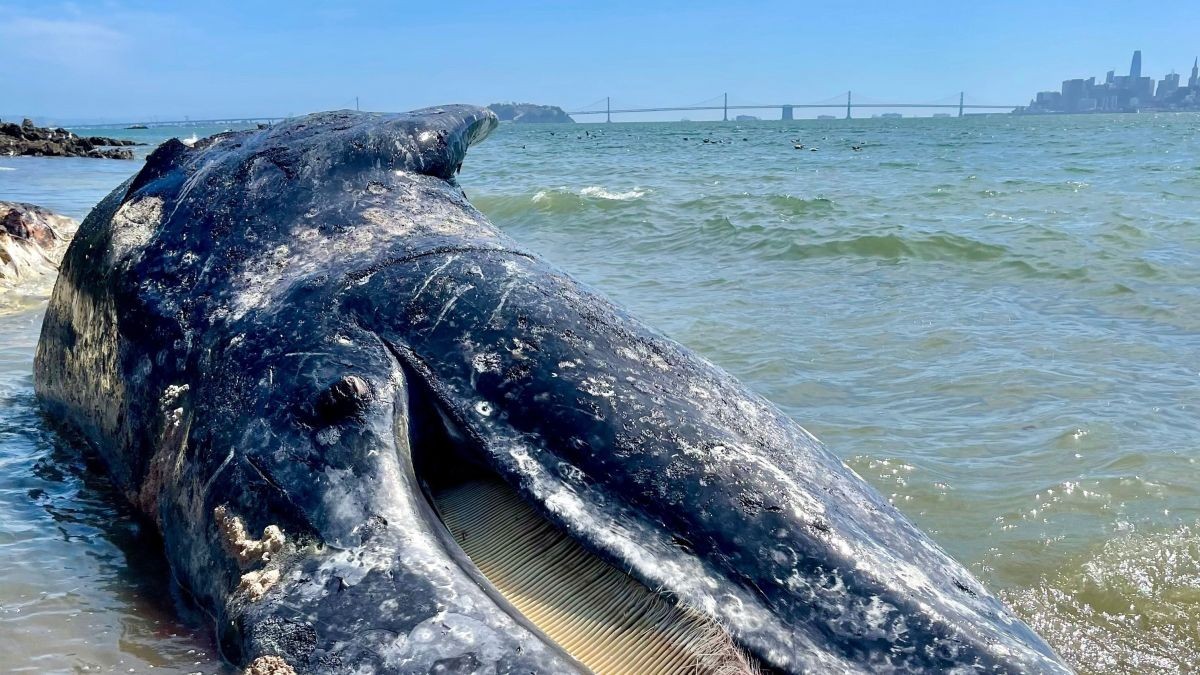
3;1;1199;123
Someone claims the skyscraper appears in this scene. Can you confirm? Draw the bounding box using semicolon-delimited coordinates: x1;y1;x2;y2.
1191;58;1199;89
1130;50;1142;79
1157;72;1180;100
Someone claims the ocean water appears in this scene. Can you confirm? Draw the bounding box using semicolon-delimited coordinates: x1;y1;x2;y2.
2;114;1199;673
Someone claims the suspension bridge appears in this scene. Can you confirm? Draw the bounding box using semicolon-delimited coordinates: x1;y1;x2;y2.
61;93;1018;130
567;92;1019;121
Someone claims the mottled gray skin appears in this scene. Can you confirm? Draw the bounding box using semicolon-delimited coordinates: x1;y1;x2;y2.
34;107;1071;674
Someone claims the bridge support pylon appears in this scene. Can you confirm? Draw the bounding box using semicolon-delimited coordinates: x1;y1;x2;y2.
606;97;611;123
958;92;964;118
782;105;793;121
846;91;852;120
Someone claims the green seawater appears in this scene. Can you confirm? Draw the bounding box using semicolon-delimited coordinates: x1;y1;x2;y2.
1;114;1198;673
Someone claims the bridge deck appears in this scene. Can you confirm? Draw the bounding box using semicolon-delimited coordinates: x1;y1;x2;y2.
568;103;1016;115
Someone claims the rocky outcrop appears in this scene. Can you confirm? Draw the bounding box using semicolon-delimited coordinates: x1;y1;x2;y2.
486;102;575;123
1;118;140;159
0;201;77;282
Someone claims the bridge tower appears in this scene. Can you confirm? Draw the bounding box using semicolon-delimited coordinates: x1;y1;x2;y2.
958;92;964;118
846;91;852;119
723;92;728;121
781;105;794;121
606;97;611;123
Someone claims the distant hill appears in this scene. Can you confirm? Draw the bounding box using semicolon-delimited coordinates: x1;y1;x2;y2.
487;103;575;124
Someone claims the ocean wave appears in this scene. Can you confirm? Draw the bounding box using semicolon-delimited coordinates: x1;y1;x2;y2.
765;194;837;217
473;186;650;219
576;186;648;201
529;186;648;204
678;193;839;220
760;232;1010;263
0;268;60;316
1000;260;1091;281
0;167;14;171
0;286;54;316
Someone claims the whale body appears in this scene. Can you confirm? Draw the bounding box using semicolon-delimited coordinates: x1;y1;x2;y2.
35;106;1070;674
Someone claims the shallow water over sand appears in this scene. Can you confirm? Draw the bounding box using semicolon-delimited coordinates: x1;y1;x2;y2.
2;114;1199;673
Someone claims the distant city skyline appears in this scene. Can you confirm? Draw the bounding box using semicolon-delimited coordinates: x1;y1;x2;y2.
1022;49;1200;114
3;1;1200;123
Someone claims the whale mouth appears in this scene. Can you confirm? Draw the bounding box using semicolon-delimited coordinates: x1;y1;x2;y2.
401;365;758;674
432;478;755;675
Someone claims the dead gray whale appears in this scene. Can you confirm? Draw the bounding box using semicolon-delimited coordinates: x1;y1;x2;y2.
0;200;76;283
34;106;1071;674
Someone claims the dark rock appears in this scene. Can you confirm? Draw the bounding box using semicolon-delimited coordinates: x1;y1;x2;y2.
85;136;138;147
86;148;135;160
1;119;142;159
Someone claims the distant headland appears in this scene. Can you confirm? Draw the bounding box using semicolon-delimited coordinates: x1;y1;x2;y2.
486;103;575;124
1018;50;1200;114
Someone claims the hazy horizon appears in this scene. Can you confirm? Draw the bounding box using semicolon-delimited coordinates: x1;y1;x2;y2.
3;0;1200;124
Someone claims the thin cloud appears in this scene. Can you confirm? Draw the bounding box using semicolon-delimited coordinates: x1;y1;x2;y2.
0;13;129;71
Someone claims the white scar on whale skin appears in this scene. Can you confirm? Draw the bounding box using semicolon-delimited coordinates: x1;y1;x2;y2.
199;449;236;502
429;283;474;332
413;254;458;300
486;279;518;327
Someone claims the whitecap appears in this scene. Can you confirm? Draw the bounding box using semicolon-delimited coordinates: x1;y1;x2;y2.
579;186;647;200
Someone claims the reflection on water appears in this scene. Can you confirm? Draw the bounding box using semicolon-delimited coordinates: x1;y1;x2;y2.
1004;523;1200;673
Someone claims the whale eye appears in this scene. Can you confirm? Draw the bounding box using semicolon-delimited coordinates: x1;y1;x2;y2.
314;375;372;423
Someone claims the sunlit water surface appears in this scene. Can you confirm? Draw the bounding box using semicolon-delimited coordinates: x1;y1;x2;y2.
1;114;1198;673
